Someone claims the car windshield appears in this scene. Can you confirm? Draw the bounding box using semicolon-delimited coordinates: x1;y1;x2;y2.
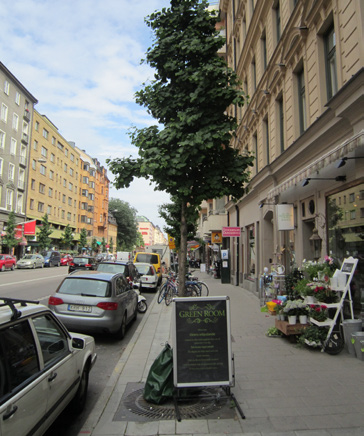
73;257;92;264
135;265;151;275
41;251;52;257
136;254;158;264
97;263;125;274
22;255;35;259
58;278;111;297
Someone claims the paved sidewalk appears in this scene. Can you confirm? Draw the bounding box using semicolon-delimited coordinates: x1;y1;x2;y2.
79;273;364;436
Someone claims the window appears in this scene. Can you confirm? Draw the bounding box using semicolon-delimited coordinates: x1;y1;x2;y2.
8;163;15;181
251;57;256;92
263;116;269;165
35;121;39;131
261;31;267;71
4;80;10;95
0;321;39;395
42;128;49;139
50;153;55;163
297;67;307;134
325;25;337;100
16;193;23;213
6;189;13;210
47;205;52;215
38;202;44;212
68;197;72;206
49;170;54;180
49;187;53;197
69;168;74;177
33;139;38;150
40;165;46;176
67;212;71;221
247;224;255;280
83;176;89;184
10;138;17;155
64;163;67;172
0;130;5;149
277;96;284;152
69;182;73;191
32;315;69;367
62;194;66;203
41;146;48;158
39;183;45;194
65;148;68;157
0;158;3;176
15;92;21;105
29;199;34;210
1;103;8;122
350;210;356;220
12;113;19;131
273;0;281;42
70;153;74;162
51;136;56;145
63;178;66;187
349;193;355;203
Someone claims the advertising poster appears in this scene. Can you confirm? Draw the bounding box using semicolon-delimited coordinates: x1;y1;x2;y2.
173;296;233;388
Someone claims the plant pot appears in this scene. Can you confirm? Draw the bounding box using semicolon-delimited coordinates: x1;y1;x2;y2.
288;315;297;325
299;315;308;324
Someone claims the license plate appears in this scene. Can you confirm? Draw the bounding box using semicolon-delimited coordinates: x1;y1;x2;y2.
68;304;92;313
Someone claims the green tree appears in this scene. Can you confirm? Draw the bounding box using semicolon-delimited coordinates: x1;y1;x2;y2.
91;238;98;254
79;228;87;252
109;237;114;253
60;224;73;250
109;198;138;250
135;231;145;250
38;214;53;251
107;0;253;294
159;197;198;250
2;211;18;254
101;237;106;252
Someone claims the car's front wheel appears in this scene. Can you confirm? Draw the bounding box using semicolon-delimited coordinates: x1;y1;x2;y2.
70;366;89;414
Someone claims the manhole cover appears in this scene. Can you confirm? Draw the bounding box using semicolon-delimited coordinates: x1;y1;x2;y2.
113;383;236;422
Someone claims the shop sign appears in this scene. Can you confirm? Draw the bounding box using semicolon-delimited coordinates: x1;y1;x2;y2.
222;227;241;237
277;204;294;230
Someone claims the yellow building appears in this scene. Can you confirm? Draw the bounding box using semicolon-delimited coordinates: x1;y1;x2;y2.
93;159;109;243
26;111;80;249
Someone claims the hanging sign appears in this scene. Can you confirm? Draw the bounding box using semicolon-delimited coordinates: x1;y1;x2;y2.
172;296;233;388
277;204;294;230
222;227;241;237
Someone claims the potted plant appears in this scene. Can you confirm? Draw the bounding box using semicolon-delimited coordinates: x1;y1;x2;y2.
283;300;300;325
297;301;309;324
298;325;328;349
313;285;338;304
309;304;328;323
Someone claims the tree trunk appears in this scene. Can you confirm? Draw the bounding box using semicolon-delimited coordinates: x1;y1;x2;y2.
178;201;188;296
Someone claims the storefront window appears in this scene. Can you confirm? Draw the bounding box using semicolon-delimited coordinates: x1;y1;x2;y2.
327;183;364;317
247;224;255;280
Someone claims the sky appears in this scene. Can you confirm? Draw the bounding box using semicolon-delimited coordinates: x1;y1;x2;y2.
0;0;190;233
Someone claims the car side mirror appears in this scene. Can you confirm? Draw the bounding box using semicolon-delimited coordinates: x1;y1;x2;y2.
72;338;85;350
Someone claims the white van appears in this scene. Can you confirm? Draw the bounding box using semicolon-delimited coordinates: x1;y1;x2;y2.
117;251;132;262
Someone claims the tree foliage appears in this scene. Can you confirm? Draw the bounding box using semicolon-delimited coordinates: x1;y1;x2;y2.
109;198;138;250
107;0;253;293
60;224;73;250
79;228;87;251
2;211;18;253
38;214;53;251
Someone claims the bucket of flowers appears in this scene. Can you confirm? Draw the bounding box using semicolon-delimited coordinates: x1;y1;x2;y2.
299;325;328;349
309;304;329;325
297;301;309;324
283;300;301;324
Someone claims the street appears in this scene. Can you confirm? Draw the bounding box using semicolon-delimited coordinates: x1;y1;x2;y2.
0;266;155;436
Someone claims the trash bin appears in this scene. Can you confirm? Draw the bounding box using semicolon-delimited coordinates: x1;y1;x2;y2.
351;331;364;360
342;319;362;355
359;340;364;362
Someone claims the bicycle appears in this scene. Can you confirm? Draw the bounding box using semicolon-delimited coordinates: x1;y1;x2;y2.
185;271;209;296
158;272;176;304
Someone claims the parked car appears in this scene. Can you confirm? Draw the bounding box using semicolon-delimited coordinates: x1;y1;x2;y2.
48;271;138;338
0;254;16;272
133;252;162;285
16;254;44;269
95;252;114;262
134;262;159;291
68;256;97;274
41;250;61;267
61;254;73;266
96;261;140;288
0;296;97;436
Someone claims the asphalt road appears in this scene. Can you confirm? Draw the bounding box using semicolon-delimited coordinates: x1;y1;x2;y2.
0;266;155;436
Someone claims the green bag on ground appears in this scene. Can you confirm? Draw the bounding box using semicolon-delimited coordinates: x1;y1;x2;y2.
143;343;174;404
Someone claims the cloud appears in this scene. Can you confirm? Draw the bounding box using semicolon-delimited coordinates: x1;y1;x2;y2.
0;0;172;233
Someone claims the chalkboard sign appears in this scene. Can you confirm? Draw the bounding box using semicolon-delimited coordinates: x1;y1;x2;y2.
341;262;355;273
172;296;233;388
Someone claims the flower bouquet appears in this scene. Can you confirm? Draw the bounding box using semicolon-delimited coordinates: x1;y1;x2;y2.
309;304;328;322
313;285;338;304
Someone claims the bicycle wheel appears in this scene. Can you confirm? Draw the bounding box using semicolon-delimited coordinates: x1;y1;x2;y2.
197;282;209;296
158;284;167;304
324;331;345;355
185;284;199;297
165;285;174;306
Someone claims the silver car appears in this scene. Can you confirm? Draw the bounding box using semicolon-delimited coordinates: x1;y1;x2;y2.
17;254;45;269
48;271;138;339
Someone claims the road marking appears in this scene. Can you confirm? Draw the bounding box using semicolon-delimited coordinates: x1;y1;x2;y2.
0;274;66;287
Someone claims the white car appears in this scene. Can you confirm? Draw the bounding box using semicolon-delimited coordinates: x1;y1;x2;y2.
0;297;97;436
134;262;159;291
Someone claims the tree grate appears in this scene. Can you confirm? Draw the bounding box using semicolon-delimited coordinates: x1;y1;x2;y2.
113;383;236;422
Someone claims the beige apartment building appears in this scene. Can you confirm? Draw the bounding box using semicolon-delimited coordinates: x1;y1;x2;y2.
93;159;110;244
201;0;364;318
26;111;81;249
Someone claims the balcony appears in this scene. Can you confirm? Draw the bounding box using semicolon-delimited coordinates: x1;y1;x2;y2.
19;156;27;167
21;133;29;145
23;109;30;121
18;180;25;191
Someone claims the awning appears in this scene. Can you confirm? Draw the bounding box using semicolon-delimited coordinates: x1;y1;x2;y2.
267;130;364;200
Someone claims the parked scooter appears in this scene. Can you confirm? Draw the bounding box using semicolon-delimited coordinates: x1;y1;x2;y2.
134;287;147;313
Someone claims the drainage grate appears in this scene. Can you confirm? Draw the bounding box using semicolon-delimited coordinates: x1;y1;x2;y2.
113;383;236;422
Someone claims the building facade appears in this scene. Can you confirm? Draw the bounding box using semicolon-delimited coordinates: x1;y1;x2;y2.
137;216;167;247
26;111;81;249
93;159;109;243
215;0;364;318
0;62;38;256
